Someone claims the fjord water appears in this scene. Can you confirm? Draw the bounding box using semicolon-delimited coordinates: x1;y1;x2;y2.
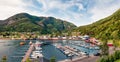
0;40;68;62
0;40;29;62
0;40;99;62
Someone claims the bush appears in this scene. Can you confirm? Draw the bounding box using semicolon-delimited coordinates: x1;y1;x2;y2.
98;50;120;62
1;56;7;62
50;56;56;62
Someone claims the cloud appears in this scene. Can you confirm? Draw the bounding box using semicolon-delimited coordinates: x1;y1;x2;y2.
89;0;120;22
0;0;88;26
0;0;120;26
0;0;27;19
23;0;86;26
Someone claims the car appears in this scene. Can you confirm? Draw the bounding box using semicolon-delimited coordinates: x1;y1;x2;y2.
94;53;100;56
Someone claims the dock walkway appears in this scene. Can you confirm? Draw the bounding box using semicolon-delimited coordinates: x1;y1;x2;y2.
21;44;34;62
60;46;83;56
58;45;88;62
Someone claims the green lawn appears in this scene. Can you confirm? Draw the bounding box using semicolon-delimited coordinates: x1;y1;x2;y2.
115;59;120;62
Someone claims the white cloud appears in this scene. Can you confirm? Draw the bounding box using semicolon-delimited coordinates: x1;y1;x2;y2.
36;0;84;12
0;0;27;20
89;0;120;22
0;0;85;26
0;0;24;7
0;6;24;19
0;0;120;26
25;0;85;26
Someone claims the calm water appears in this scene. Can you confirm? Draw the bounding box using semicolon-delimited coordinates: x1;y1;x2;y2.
0;40;30;62
0;40;99;62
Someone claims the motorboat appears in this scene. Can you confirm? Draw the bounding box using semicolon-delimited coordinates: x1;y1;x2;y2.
20;41;25;45
31;41;43;59
35;47;42;51
29;41;32;45
35;41;43;51
31;51;43;59
94;47;100;50
35;41;43;46
64;50;70;54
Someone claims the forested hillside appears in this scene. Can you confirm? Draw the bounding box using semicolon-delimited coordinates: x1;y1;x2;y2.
75;9;120;40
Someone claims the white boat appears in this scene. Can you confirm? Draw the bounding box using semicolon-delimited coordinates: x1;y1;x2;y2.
31;46;43;58
31;51;43;58
89;47;93;49
80;52;86;55
35;41;43;49
64;50;70;54
35;41;41;45
36;41;43;45
29;41;32;45
68;53;72;56
94;47;100;50
35;47;42;51
30;41;43;62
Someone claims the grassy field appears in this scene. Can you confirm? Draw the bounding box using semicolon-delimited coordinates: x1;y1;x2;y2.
115;59;120;62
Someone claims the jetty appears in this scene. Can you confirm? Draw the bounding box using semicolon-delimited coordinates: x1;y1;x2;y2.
59;45;86;57
21;44;34;62
21;41;43;62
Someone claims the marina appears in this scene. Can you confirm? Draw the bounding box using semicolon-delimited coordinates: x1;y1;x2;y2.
0;40;100;62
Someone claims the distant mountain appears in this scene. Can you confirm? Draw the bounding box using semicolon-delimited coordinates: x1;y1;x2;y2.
76;9;120;40
0;13;76;34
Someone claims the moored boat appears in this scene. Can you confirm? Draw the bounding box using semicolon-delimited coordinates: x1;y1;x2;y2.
35;41;43;46
31;41;43;62
31;50;43;58
29;41;32;45
20;41;25;45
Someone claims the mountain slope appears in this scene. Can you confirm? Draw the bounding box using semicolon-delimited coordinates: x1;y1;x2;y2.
0;13;76;34
76;9;120;40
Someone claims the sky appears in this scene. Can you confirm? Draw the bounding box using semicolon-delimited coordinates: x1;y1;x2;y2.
0;0;120;26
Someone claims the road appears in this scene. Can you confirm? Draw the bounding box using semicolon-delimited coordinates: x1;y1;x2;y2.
74;56;99;62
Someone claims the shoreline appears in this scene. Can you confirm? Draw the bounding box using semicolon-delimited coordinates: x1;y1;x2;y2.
0;38;22;40
0;38;83;41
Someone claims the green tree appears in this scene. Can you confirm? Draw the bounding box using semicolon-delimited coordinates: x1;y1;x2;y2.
26;58;31;62
1;56;7;62
100;40;109;56
50;56;56;62
113;39;119;50
98;57;106;62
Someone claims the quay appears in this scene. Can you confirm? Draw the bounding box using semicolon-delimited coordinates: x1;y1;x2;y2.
59;45;86;56
21;44;34;62
58;45;99;62
58;45;88;62
59;55;99;62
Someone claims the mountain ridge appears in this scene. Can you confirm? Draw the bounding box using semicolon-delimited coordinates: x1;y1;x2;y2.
0;13;76;34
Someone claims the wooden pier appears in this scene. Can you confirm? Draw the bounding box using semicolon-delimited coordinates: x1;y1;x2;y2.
59;46;83;56
21;44;34;62
58;45;87;62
